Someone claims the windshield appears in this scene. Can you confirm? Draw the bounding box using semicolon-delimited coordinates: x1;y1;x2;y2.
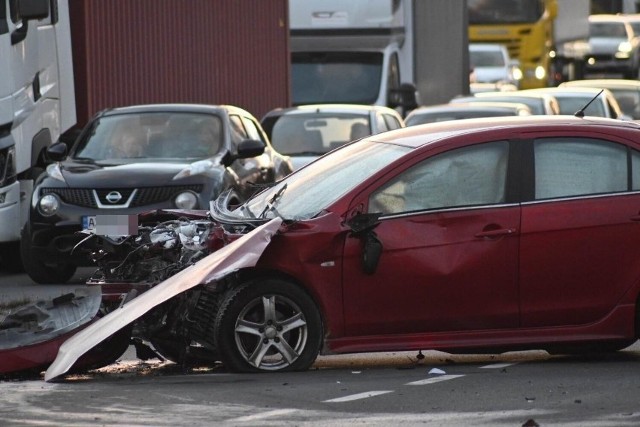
234;140;410;220
468;0;544;25
589;22;628;39
270;113;371;156
291;52;383;105
470;49;506;67
73;112;223;163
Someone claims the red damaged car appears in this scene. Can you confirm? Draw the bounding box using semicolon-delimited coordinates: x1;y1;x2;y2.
46;115;640;379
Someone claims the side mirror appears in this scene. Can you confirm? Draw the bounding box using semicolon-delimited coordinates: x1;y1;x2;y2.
346;212;383;275
46;142;68;162
237;139;265;159
18;0;49;20
388;83;419;116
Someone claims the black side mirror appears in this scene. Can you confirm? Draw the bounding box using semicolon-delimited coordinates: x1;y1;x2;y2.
237;139;265;159
346;212;383;275
19;0;49;20
46;142;68;162
388;83;419;116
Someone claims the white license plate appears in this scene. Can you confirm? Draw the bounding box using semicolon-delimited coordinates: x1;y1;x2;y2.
82;216;96;231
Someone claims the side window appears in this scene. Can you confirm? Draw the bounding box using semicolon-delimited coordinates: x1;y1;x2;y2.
229;115;247;146
632;150;640;190
534;138;627;199
375;112;389;133
240;116;265;143
387;52;400;92
369;141;509;215
383;113;402;130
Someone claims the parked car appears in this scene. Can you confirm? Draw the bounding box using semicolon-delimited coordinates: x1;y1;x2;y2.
586;14;640;78
49;115;640;378
559;79;640;119
469;43;522;88
519;87;627;119
451;91;560;115
261;104;405;170
405;102;532;126
21;104;293;284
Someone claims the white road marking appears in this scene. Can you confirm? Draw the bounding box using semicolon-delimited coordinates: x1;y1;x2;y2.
324;390;394;403
479;363;516;369
229;408;298;422
405;374;465;386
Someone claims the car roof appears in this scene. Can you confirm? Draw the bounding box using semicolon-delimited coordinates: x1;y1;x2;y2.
368;115;640;149
520;87;613;96
589;14;628;23
408;102;530;114
261;103;401;118
560;79;640;90
99;103;254;117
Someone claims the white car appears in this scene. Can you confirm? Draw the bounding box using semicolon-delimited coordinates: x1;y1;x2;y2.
469;43;522;88
519;87;628;119
261;104;405;170
586;15;640;78
559;79;640;119
405;102;531;126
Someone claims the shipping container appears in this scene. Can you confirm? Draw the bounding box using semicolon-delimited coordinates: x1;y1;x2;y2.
69;0;290;126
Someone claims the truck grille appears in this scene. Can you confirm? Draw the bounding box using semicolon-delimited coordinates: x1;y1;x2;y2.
40;185;204;208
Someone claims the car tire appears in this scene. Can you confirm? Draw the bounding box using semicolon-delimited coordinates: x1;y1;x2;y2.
214;279;323;373
20;224;77;284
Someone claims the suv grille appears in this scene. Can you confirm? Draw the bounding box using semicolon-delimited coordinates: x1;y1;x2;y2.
41;185;204;208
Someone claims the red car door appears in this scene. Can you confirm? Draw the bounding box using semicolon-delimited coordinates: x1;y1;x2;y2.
341;140;521;337
519;136;640;328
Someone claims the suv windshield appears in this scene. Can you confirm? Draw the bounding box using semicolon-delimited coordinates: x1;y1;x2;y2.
73;113;223;162
235;140;410;221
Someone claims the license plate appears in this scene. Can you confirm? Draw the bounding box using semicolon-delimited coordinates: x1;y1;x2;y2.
82;216;96;231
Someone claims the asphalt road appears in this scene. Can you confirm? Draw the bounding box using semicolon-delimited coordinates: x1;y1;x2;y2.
2;268;640;426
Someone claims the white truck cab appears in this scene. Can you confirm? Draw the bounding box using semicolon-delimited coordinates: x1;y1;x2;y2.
0;0;75;267
289;0;418;111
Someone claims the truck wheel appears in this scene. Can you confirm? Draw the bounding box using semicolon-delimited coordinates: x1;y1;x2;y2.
214;279;323;373
0;242;24;273
20;225;76;284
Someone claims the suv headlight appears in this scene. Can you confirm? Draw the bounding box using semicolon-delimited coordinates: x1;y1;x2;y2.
0;146;17;188
616;41;633;58
38;194;60;216
174;191;198;209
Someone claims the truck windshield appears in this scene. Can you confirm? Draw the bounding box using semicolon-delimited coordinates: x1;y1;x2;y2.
291;52;382;105
468;0;544;25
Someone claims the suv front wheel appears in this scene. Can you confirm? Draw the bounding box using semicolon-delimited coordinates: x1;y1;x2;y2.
20;224;77;284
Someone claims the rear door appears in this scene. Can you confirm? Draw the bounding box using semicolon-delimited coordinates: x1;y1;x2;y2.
519;135;640;327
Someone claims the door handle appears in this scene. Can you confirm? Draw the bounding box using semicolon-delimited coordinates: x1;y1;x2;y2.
630;215;640;221
475;228;517;238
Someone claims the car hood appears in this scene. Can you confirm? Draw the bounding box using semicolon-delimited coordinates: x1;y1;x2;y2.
58;161;206;187
474;67;510;83
44;217;283;382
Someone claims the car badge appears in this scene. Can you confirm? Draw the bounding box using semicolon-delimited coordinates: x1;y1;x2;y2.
105;191;123;204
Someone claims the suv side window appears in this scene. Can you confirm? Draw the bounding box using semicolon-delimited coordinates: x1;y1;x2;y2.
534;138;627;199
241;116;265;143
369;141;509;215
229;115;247;147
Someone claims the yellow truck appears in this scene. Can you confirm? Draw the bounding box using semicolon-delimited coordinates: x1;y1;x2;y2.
468;0;590;89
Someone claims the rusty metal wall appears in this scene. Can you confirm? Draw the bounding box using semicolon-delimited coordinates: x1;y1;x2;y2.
69;0;290;126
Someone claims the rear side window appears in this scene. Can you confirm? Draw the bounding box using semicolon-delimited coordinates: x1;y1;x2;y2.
534;138;627;199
